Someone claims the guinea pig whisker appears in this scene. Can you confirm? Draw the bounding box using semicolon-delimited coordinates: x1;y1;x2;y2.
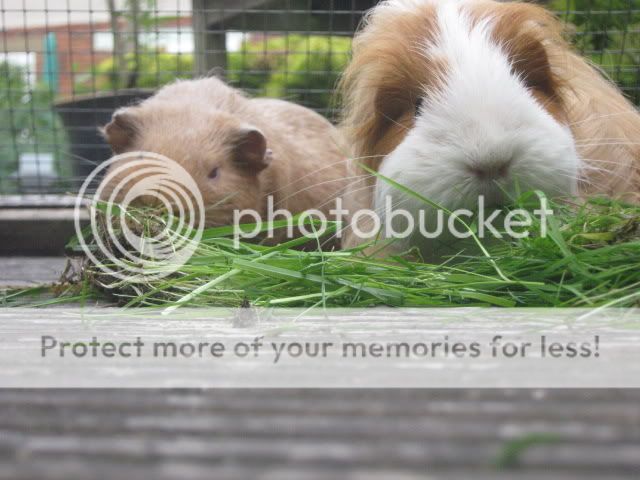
338;189;451;245
267;157;356;196
349;154;388;161
313;184;378;212
202;193;238;212
580;159;635;169
576;169;606;180
575;168;630;188
565;174;599;189
65;151;104;167
547;169;594;182
577;178;614;191
576;141;640;148
578;169;633;186
273;175;375;208
316;172;375;183
380;112;411;132
321;216;378;250
334;183;377;201
321;183;476;250
581;156;632;164
574;136;632;143
568;109;640;127
202;218;228;226
580;158;636;172
334;173;378;187
204;208;235;214
579;163;617;173
530;93;559;113
316;185;384;243
204;204;230;212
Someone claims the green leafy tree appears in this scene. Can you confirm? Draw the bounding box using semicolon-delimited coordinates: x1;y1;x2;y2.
106;0;159;89
228;35;351;113
264;36;351;114
0;62;68;192
83;35;352;114
88;51;194;92
551;0;639;50
550;0;640;102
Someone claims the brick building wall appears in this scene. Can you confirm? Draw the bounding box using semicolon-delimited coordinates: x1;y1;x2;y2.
2;17;192;98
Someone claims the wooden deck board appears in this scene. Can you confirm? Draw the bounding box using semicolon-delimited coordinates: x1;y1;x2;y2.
1;258;639;478
0;389;638;478
0;256;67;287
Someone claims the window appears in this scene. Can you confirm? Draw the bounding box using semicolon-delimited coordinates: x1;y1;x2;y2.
0;52;37;86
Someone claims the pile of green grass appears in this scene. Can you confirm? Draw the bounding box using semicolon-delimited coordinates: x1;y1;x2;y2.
31;193;638;310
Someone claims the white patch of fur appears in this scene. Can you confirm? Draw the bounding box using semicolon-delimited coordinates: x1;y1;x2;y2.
374;0;580;254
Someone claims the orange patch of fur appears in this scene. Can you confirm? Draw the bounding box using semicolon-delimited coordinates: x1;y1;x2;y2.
338;1;445;173
484;2;568;123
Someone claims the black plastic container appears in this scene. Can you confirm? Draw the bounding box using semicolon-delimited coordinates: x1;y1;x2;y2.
55;90;153;188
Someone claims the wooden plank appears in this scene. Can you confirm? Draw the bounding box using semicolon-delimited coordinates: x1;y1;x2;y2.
199;0;375;33
191;0;374;75
0;210;87;255
0;195;78;208
0;389;638;479
0;257;68;287
193;0;231;75
1;259;639;477
0;403;637;443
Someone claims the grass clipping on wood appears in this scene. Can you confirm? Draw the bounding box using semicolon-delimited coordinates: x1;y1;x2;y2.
63;192;640;309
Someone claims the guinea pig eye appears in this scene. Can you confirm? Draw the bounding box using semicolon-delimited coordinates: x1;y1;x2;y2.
208;167;219;180
414;97;424;115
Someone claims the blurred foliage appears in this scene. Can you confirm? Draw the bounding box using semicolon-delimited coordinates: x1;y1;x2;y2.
552;0;640;49
550;0;640;102
77;35;351;114
229;35;352;113
77;18;639;108
106;0;165;89
76;51;194;93
0;62;69;192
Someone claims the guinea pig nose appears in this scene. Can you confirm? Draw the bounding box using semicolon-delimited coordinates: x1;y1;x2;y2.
466;159;512;181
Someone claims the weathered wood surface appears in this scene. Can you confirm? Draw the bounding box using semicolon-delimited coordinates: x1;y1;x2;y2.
0;257;67;287
1;258;639;478
0;389;639;479
2;307;639;388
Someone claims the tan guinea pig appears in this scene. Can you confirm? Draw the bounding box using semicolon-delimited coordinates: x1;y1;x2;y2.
99;76;348;245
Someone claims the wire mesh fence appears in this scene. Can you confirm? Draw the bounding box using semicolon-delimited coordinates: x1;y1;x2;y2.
0;0;639;196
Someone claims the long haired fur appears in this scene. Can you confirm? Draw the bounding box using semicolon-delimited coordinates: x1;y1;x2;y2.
339;0;640;248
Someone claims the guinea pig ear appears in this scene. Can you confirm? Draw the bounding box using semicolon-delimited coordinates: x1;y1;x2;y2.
507;34;555;96
101;108;140;154
231;127;271;173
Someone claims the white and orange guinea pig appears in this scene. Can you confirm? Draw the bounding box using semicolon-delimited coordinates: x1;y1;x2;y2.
339;0;640;257
100;77;347;243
